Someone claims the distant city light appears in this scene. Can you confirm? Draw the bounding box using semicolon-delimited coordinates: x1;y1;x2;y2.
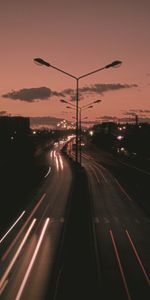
89;130;94;136
117;135;123;140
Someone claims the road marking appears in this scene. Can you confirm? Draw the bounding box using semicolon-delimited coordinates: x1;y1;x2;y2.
44;166;51;178
93;217;99;224
15;218;50;300
2;193;46;261
103;217;110;224
0;219;36;290
109;229;132;300
0;211;25;245
117;159;150;176
114;177;133;202
135;218;140;224
125;230;150;286
114;216;119;223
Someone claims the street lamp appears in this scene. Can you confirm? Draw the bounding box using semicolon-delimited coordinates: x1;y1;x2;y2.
65;99;101;164
33;57;122;163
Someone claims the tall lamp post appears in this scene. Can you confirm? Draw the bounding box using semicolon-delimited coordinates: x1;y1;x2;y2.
64;99;101;164
33;58;122;163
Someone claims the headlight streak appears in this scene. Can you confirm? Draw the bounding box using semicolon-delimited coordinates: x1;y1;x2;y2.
58;154;64;170
15;218;50;300
55;155;59;171
2;193;46;261
0;211;25;245
44;166;51;178
0;219;36;291
50;150;53;159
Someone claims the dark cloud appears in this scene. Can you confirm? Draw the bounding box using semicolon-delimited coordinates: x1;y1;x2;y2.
3;87;52;102
52;91;65;97
30;116;64;126
2;87;64;102
123;109;150;117
2;82;137;102
96;115;150;124
0;110;8;115
62;83;138;101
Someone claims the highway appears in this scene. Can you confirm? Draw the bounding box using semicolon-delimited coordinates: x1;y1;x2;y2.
0;147;73;300
81;149;150;300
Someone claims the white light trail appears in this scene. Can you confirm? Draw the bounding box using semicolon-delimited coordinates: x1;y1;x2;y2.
15;218;50;300
0;211;25;245
55;155;59;171
50;150;53;158
2;194;46;261
0;219;36;290
58;155;64;170
44;166;51;178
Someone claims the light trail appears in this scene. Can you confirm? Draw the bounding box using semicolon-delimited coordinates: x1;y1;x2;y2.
0;219;36;290
15;218;50;300
88;164;100;183
55;155;59;171
109;229;132;300
50;150;53;158
92;162;108;183
125;230;150;286
2;193;46;261
0;279;8;296
58;154;64;170
44;166;51;178
0;211;25;245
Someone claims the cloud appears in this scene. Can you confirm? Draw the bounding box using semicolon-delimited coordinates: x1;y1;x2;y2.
123;109;150;117
3;82;137;103
30;116;64;126
2;87;64;102
3;87;52;102
0;110;8;116
62;83;138;101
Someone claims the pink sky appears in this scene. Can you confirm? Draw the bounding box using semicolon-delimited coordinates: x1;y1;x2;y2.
0;0;150;127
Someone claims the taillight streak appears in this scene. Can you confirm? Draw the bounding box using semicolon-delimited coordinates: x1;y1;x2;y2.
125;230;150;286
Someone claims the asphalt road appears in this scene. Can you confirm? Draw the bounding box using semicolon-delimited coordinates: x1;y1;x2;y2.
81;149;150;300
0;147;73;300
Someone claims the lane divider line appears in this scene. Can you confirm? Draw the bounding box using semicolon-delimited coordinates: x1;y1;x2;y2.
2;193;46;261
0;219;36;290
0;211;25;245
109;229;132;300
15;218;50;300
125;229;150;286
114;177;133;202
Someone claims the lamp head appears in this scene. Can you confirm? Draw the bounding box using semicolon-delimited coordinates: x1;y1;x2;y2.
105;60;122;69
33;58;50;67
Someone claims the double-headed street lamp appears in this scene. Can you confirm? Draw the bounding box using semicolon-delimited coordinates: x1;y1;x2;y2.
33;57;122;163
